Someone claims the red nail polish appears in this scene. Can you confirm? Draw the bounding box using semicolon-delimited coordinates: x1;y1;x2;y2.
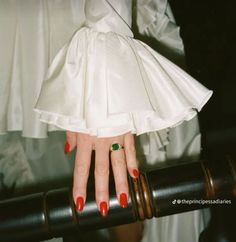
133;169;140;178
120;193;128;208
100;201;108;217
64;142;70;154
76;197;84;212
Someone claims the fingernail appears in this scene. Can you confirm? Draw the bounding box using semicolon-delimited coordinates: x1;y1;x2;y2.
120;193;128;208
133;169;140;178
76;197;84;212
64;142;70;154
100;201;108;217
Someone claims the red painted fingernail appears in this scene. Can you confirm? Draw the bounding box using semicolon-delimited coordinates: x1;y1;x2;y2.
100;201;108;217
76;197;84;212
64;142;70;154
133;169;140;178
120;193;128;208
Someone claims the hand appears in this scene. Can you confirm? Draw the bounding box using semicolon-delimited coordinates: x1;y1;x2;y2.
64;131;139;216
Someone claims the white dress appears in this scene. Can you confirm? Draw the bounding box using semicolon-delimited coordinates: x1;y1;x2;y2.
0;0;212;241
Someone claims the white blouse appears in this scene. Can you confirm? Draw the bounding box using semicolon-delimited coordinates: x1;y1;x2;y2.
0;0;212;138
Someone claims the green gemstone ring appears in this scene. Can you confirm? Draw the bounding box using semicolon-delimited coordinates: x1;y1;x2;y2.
110;143;123;152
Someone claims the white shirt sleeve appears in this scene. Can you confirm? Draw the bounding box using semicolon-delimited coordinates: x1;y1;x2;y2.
34;0;212;137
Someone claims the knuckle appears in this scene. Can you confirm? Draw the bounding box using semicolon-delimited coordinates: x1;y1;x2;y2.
72;178;85;193
127;158;137;167
125;132;134;142
81;133;91;140
95;162;109;176
116;180;128;190
96;189;107;195
95;138;109;148
75;162;89;176
66;131;74;138
126;145;136;154
112;159;126;168
78;134;92;146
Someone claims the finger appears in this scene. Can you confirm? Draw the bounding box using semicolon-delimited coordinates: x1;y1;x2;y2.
94;139;110;216
73;133;93;212
64;131;77;154
124;132;139;179
111;148;129;208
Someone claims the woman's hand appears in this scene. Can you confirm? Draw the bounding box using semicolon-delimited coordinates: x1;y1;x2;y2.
64;131;139;216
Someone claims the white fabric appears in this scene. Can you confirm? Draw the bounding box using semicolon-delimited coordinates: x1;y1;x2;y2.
137;0;183;53
0;0;212;139
0;133;35;191
137;0;186;67
34;0;212;138
0;0;85;138
142;209;210;242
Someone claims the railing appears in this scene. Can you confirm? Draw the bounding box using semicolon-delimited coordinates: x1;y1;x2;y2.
0;156;235;241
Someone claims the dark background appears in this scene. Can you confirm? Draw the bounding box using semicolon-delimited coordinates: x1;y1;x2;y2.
169;0;236;154
165;4;236;240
